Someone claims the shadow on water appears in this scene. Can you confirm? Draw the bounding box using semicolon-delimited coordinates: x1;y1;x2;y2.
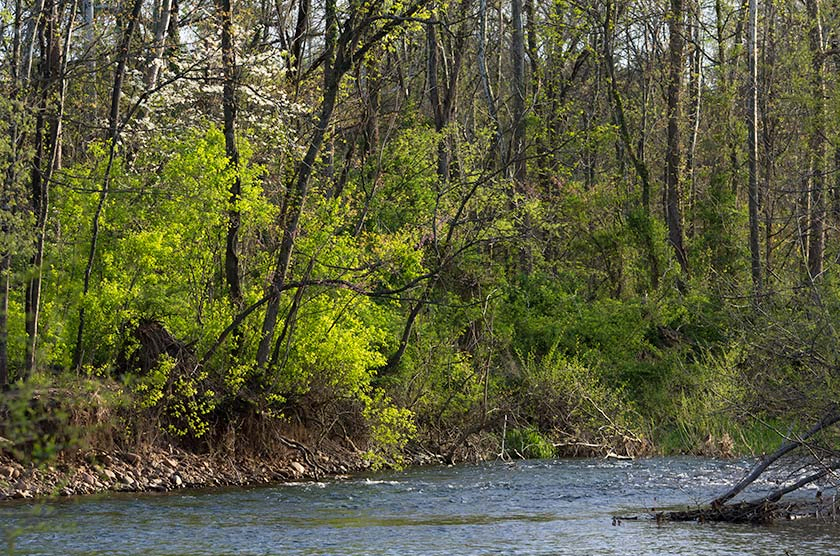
2;458;839;555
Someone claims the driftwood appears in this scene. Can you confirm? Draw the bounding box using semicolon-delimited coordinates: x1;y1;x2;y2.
659;409;840;524
665;501;783;524
711;411;840;507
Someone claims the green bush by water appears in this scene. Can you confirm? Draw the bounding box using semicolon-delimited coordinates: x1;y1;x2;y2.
505;427;556;459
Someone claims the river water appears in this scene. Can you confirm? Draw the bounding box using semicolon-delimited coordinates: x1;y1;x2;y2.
2;457;838;555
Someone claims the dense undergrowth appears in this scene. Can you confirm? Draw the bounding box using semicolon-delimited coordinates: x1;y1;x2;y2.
4;126;837;467
6;3;840;467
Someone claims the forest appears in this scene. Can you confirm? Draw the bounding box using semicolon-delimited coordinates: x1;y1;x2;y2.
1;0;840;479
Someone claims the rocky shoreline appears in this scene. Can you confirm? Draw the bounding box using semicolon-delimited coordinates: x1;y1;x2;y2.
0;446;366;501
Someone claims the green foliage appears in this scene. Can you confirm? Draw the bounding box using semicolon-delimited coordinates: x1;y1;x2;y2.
513;343;645;453
126;354;216;439
362;389;417;470
50;126;271;370
0;381;67;464
276;291;388;399
505;426;555;459
4;0;834;470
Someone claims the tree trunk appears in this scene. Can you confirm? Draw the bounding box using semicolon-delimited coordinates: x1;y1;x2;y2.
26;0;75;376
288;0;309;86
511;0;527;184
686;0;702;238
477;0;502;166
73;0;143;370
604;0;659;290
256;0;340;367
144;0;173;89
747;0;761;293
219;0;243;306
805;0;825;280
760;0;776;279
427;6;465;183
426;22;448;180
1;0;24;384
665;0;689;278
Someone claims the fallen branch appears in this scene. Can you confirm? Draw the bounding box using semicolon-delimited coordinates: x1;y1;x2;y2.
711;409;840;507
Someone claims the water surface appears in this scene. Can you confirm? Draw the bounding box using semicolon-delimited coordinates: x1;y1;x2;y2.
2;457;838;555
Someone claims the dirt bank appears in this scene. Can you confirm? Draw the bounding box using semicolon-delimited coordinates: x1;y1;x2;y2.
0;443;365;501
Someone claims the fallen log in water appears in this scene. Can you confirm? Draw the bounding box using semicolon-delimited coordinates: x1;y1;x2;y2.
614;497;838;526
655;409;840;524
664;500;783;524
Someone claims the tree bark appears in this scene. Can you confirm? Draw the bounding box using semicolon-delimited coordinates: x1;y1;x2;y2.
477;0;502;165
219;0;243;306
73;0;143;370
26;0;76;376
144;0;173;89
747;0;761;293
426;6;465;183
511;0;527;184
1;0;24;384
805;0;825;280
256;0;427;367
288;0;309;85
604;0;659;289
686;0;702;238
665;0;689;278
0;254;9;386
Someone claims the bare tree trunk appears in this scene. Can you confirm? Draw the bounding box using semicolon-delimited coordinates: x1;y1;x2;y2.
477;0;502;165
747;0;761;293
257;78;340;366
1;0;24;385
25;0;76;377
760;0;776;279
511;0;527;184
686;0;702;238
288;0;309;87
805;0;825;280
257;0;340;367
73;0;143;370
426;22;447;180
254;0;427;367
604;0;659;289
427;6;466;183
665;0;689;278
218;0;243;306
144;0;173;89
728;0;749;198
21;0;46;84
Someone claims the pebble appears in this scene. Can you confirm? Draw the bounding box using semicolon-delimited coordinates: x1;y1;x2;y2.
0;444;362;501
122;452;142;466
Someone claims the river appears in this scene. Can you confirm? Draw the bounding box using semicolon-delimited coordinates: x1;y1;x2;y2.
2;457;838;555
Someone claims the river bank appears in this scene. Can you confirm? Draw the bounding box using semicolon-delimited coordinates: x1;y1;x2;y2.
0;428;732;502
0;443;368;501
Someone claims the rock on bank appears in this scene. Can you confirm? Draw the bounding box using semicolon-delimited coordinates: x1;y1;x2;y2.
0;446;363;501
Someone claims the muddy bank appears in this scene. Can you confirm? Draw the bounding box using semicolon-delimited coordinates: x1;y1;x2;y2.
0;444;366;501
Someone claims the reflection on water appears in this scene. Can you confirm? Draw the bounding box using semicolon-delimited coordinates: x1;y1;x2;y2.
1;458;838;555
